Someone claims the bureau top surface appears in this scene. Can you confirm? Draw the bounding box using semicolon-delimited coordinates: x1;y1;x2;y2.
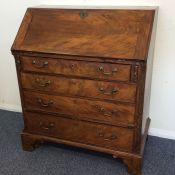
12;7;156;60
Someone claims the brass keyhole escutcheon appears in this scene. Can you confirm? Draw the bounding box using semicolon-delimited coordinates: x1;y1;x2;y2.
79;11;88;19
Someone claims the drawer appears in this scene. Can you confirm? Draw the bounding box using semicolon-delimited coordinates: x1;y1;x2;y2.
24;112;134;152
21;73;136;103
23;91;136;126
21;56;131;82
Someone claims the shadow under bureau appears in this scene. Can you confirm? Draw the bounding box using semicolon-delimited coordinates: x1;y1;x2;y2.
11;6;158;175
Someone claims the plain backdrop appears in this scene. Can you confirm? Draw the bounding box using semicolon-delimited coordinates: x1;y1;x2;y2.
0;0;175;137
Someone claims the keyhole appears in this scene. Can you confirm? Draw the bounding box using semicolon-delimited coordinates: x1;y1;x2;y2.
79;11;88;19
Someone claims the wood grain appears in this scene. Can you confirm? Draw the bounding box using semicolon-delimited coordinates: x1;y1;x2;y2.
21;56;131;82
24;111;134;152
21;73;137;103
12;8;155;60
23;91;136;127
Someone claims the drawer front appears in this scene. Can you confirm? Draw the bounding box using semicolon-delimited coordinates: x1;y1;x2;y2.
24;112;134;152
21;56;131;82
21;73;136;103
23;91;135;126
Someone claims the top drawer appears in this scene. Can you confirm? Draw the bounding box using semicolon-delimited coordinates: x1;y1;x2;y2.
21;56;131;82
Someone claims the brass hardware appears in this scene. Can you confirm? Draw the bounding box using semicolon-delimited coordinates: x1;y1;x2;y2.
79;11;88;19
39;122;54;130
37;98;53;107
99;66;118;76
32;59;49;68
35;78;51;87
70;63;76;70
98;132;118;141
99;87;119;95
95;105;118;116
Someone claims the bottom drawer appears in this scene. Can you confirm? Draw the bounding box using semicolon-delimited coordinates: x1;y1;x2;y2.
24;112;134;152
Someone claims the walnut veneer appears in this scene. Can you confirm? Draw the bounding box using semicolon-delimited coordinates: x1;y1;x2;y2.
11;6;158;175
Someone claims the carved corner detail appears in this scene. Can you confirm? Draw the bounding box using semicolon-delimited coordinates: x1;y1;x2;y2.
131;64;139;82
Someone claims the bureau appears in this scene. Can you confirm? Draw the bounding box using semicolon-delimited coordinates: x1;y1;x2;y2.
11;6;158;175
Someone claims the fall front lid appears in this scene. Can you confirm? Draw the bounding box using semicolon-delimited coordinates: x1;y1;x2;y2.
12;7;155;60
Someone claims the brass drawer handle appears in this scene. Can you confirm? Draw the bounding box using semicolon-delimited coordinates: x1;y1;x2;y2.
99;87;119;95
98;132;118;141
35;78;51;87
32;59;49;68
99;66;118;76
37;98;53;107
95;105;118;117
39;122;55;130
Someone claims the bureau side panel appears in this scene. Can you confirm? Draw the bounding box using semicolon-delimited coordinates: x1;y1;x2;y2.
142;8;158;134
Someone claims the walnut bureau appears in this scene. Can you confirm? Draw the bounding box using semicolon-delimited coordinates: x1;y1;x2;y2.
11;6;158;175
